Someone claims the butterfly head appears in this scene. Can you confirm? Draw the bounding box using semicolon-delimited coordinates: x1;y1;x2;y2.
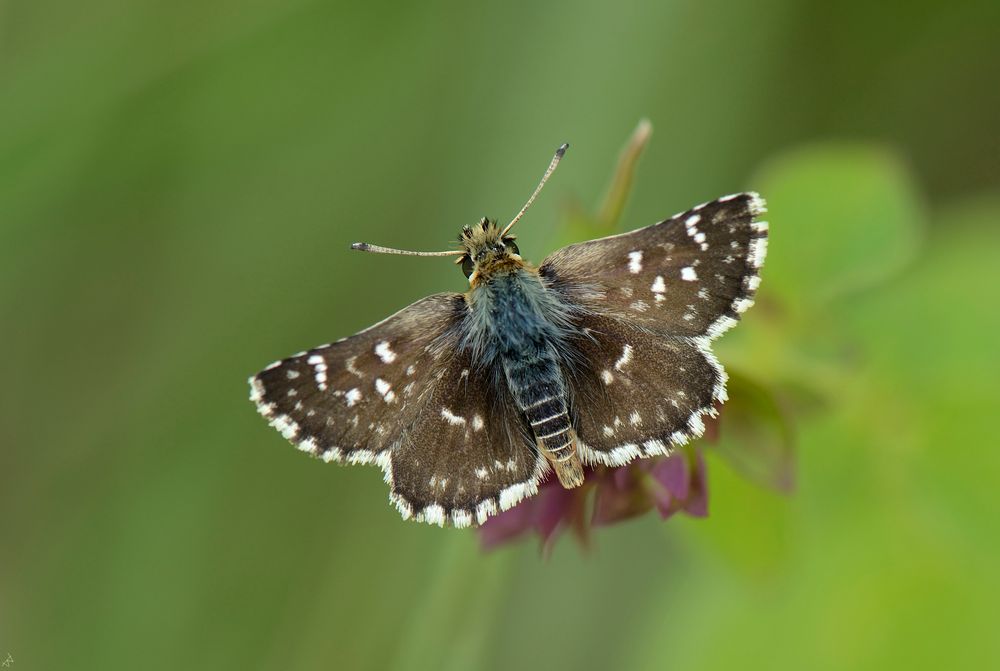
456;218;522;285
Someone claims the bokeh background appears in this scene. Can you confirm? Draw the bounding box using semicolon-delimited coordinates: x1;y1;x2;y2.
2;1;998;669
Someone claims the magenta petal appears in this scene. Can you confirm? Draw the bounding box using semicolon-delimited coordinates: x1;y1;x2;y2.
649;479;676;519
613;466;633;490
682;450;709;517
535;485;575;545
592;476;655;526
591;485;626;526
479;497;536;549
652;452;690;500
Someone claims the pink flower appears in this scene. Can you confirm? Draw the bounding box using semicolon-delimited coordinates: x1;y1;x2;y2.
479;445;709;554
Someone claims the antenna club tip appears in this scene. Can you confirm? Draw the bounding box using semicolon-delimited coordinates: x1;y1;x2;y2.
557;143;569;156
351;242;369;251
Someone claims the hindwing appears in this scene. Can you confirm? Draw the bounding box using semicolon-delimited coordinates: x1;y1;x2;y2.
564;314;725;466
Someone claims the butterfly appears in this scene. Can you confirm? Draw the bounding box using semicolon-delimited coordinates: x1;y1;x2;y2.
249;144;768;527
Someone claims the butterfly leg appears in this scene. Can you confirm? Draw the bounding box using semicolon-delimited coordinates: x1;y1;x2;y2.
537;431;584;489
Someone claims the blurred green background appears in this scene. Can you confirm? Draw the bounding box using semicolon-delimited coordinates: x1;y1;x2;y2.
2;1;999;669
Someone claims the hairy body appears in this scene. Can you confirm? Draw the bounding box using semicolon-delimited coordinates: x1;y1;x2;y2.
463;224;585;487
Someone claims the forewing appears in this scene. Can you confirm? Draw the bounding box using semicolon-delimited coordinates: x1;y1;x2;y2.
250;293;467;463
249;292;546;527
565;314;726;466
540;192;767;340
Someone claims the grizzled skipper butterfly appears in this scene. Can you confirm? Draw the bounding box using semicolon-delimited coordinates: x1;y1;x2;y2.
249;144;768;528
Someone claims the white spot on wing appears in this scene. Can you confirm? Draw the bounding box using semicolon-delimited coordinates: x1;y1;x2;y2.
500;483;528;510
441;408;466;426
345;388;362;406
601;370;614;385
249;377;267;406
681;266;698;281
651;275;666;294
688;413;706;436
614;344;633;371
345;356;364;378
374;341;396;363
685;214;710;250
472;414;484;432
270;414;300;441
476;499;496;524
308;355;328;391
375;378;395;403
749;236;768;268
627;251;643;274
422;504;446;526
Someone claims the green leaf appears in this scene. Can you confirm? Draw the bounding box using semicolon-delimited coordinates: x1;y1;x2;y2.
751;143;925;312
713;368;796;492
596;118;653;231
560;119;654;243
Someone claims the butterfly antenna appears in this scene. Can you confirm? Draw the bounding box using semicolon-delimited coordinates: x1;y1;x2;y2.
501;143;568;237
350;242;464;257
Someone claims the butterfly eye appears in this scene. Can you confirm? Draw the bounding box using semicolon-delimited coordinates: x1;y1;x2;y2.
461;255;475;278
505;241;520;255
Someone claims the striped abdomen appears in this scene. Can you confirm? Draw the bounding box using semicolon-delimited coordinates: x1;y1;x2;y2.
502;352;574;462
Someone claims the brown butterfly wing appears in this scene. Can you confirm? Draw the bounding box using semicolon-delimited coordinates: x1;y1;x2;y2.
249;293;546;527
541;193;768;464
540;192;767;340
